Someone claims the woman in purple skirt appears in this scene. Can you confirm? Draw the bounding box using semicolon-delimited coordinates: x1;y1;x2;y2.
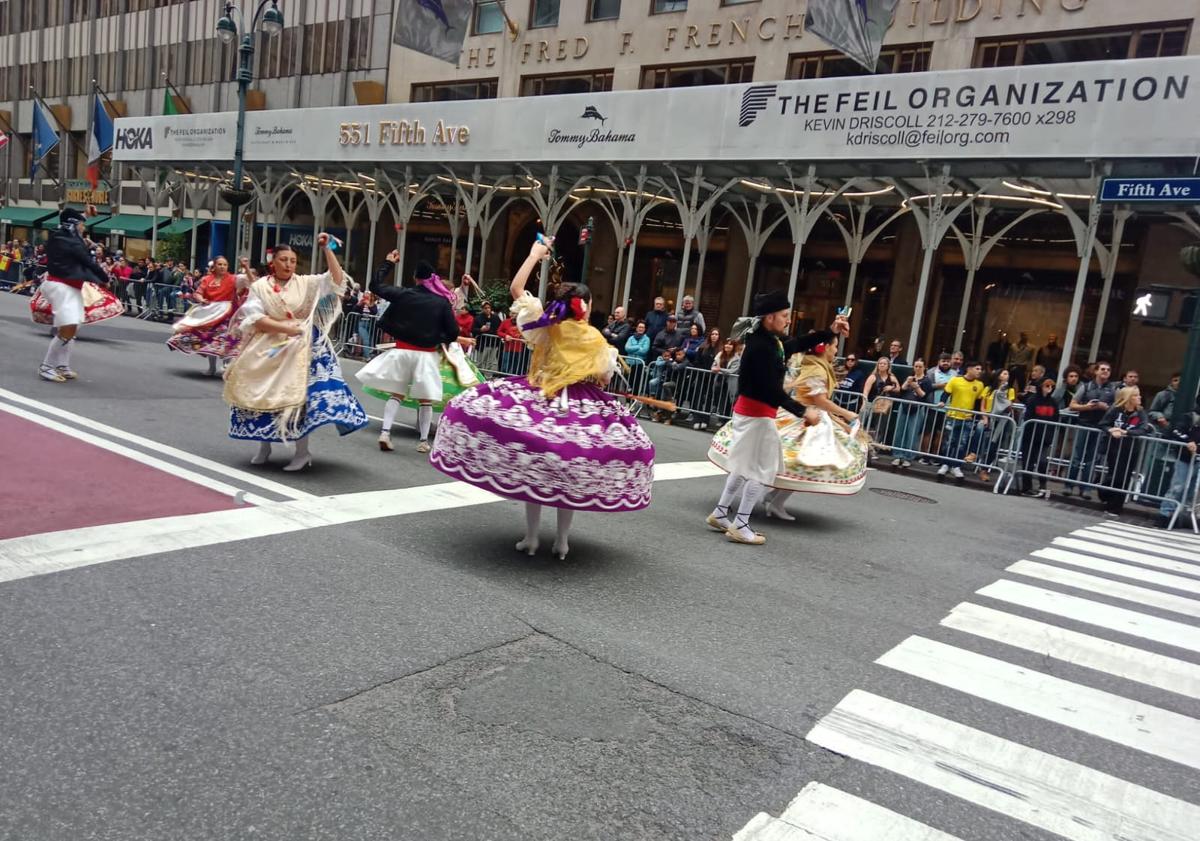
430;238;655;559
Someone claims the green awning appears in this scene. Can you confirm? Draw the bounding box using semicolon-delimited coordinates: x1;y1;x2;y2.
157;218;207;237
91;214;166;238
37;214;111;231
0;206;56;226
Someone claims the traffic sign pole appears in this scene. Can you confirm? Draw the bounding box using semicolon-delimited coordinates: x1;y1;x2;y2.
1176;245;1200;434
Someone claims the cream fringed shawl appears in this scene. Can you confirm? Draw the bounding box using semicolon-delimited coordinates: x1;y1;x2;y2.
223;272;343;437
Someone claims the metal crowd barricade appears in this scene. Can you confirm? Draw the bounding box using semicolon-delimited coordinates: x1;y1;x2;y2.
861;396;1021;491
469;332;533;379
1011;419;1200;529
832;388;864;415
669;366;737;427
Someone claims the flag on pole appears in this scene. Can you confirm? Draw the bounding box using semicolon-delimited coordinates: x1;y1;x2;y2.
87;95;114;190
393;0;473;64
30;100;59;180
805;0;901;72
163;87;182;116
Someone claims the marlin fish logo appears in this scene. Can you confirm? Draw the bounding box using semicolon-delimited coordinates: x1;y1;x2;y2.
417;0;453;32
580;105;607;125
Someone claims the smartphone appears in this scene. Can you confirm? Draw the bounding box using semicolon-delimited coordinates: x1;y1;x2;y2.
326;236;340;252
837;306;853;318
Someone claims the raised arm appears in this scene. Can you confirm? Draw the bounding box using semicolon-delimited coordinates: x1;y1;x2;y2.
317;232;343;289
510;238;552;300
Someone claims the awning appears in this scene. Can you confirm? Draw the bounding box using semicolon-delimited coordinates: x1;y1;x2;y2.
92;214;166;238
38;214;111;231
0;206;56;227
157;218;207;237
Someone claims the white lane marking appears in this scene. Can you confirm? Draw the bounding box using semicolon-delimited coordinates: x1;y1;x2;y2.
806;690;1200;841
1076;526;1200;563
942;602;1200;700
653;460;724;481
0;462;721;584
778;782;962;841
1083;525;1200;558
732;813;809;841
0;402;272;507
876;636;1200;771
1055;535;1200;570
0;387;314;501
0;482;499;584
977;579;1200;654
1008;559;1200;618
1098;520;1200;545
1031;547;1200;594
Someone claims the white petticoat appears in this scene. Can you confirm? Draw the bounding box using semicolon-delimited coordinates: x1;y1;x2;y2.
355;347;444;401
718;414;782;486
38;280;85;327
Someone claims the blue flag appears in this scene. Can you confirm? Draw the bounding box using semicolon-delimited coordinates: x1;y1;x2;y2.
30;100;60;180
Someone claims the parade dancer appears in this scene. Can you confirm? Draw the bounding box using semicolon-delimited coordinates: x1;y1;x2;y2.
706;292;849;545
166;255;248;376
711;334;867;522
223;238;368;471
429;238;655;560
355;252;474;453
34;206;112;383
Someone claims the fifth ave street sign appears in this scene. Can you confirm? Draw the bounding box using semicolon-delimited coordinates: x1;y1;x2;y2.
1101;178;1200;203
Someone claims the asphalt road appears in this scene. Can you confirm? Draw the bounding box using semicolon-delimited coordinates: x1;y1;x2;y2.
1;292;1197;841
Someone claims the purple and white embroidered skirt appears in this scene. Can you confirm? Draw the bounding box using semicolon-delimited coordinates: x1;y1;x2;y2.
429;377;655;512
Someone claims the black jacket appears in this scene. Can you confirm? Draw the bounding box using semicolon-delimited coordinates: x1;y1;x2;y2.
370;262;458;348
737;327;833;418
45;228;108;287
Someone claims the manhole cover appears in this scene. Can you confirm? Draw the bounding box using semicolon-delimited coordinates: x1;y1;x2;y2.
870;488;938;504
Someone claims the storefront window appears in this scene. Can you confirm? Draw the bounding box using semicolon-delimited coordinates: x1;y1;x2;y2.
411;78;499;102
521;70;614;96
588;0;620;21
788;44;931;79
641;59;754;89
474;1;504;35
975;23;1190;67
530;0;560;29
652;0;687;12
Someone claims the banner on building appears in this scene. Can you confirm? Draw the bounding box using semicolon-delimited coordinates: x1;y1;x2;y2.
114;56;1200;165
805;0;902;73
394;0;473;64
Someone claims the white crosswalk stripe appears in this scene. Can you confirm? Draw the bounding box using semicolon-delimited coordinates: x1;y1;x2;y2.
1031;546;1200;593
1007;558;1200;617
941;602;1200;699
733;520;1200;840
733;783;963;841
877;635;1200;769
1098;520;1200;546
805;691;1200;841
977;578;1200;653
1055;534;1200;569
1072;527;1200;563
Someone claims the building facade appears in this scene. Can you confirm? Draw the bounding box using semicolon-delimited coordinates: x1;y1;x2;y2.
0;0;393;257
5;0;1200;385
384;0;1200;384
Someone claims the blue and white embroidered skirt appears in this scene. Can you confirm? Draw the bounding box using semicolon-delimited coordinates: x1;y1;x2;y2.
229;330;369;443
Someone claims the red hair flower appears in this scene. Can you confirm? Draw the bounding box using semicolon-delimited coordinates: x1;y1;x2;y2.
569;297;587;320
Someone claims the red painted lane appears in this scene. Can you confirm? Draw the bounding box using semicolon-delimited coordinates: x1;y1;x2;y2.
0;412;241;540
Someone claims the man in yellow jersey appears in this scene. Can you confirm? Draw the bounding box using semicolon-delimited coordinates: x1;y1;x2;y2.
937;361;986;480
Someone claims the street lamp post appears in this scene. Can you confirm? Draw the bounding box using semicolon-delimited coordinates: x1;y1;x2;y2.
216;0;282;260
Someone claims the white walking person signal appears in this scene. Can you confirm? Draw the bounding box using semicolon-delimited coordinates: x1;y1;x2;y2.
1133;293;1154;317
